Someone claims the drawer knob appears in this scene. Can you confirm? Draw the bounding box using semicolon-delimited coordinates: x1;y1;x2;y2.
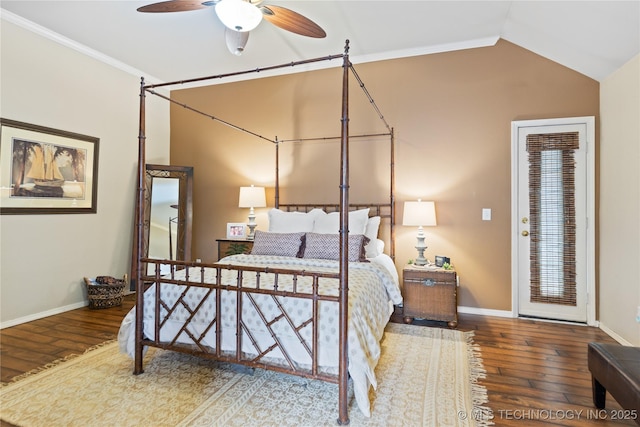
423;279;435;287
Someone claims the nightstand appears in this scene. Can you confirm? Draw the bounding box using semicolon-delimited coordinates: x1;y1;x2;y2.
216;239;254;260
402;264;458;328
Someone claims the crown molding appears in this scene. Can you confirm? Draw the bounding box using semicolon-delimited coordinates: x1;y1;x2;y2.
2;8;498;89
1;8;163;85
351;36;500;65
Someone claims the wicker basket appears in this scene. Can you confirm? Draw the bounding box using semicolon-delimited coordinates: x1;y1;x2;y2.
84;276;126;309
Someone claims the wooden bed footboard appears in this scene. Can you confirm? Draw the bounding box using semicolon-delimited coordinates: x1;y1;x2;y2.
135;258;345;384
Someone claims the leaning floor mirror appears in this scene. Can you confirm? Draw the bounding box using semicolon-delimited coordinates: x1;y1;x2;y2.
131;164;193;290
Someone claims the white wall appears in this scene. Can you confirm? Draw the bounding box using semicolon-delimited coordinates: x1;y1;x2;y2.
0;19;170;326
599;54;640;346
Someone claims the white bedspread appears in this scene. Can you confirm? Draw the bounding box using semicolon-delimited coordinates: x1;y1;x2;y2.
118;254;402;417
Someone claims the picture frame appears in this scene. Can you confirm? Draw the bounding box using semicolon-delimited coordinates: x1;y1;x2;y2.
435;255;450;267
226;222;247;239
0;118;99;214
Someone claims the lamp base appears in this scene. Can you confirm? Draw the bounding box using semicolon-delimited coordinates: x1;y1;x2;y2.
414;227;428;266
247;208;256;240
247;223;257;240
414;254;427;266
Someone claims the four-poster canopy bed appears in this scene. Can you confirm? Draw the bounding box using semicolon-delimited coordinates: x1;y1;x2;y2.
119;41;401;424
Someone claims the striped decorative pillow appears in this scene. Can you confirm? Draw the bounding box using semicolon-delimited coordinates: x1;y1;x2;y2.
302;233;369;262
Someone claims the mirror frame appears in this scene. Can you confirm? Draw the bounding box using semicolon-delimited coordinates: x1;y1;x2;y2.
131;164;193;290
144;164;193;262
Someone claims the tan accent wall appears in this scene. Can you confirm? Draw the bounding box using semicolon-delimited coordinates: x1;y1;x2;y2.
169;39;599;311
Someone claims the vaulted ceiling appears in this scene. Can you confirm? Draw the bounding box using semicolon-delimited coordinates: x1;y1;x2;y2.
2;1;639;84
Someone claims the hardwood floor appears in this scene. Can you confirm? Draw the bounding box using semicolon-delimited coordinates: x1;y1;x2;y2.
1;295;636;426
454;316;636;426
0;297;135;383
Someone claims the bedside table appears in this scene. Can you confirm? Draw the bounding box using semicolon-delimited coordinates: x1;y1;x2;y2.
402;264;458;328
216;239;254;260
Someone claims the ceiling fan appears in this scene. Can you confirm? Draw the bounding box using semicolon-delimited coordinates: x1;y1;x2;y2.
137;0;326;55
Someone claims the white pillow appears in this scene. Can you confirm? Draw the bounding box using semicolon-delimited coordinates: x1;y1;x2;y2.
312;208;370;235
268;208;324;233
364;216;382;257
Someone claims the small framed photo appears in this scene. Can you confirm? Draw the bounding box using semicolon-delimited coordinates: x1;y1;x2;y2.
435;256;450;267
226;223;246;239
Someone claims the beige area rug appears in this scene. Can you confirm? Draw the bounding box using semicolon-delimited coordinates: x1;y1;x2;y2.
1;323;493;427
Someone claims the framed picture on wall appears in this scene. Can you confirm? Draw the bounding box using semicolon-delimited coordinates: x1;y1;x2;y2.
226;223;247;239
0;118;99;214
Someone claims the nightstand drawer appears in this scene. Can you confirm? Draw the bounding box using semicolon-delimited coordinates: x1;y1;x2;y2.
403;266;458;327
403;276;455;287
403;269;455;285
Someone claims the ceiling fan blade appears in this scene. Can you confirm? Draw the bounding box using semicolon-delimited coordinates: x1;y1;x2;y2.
137;0;210;13
261;5;326;38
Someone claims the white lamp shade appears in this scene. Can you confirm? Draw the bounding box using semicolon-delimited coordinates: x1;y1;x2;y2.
239;185;266;208
216;0;263;32
402;200;437;226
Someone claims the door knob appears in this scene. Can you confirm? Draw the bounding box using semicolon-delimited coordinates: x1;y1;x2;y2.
522;230;529;236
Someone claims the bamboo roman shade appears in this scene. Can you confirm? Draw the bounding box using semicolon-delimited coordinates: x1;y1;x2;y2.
526;132;579;306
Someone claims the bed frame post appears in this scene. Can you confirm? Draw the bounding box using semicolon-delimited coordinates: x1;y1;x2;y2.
134;78;146;375
275;137;280;209
337;40;351;426
390;128;396;262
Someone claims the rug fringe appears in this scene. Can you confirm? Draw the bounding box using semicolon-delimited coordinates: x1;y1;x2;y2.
1;339;117;387
464;331;495;426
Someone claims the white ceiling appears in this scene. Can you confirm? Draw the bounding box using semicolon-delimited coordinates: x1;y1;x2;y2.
2;1;639;84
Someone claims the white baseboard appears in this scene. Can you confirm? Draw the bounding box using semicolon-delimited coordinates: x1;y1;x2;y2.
458;306;514;318
598;322;634;346
458;307;635;345
1;301;88;329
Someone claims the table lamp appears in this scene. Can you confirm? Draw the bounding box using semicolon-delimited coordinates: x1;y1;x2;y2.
238;185;266;240
402;199;437;266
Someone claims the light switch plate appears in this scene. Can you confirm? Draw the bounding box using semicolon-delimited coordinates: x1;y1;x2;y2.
482;208;492;221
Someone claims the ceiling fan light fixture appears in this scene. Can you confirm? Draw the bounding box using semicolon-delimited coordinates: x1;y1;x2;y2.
215;0;262;32
225;28;250;56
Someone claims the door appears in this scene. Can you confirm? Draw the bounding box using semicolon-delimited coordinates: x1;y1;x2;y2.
512;117;595;323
